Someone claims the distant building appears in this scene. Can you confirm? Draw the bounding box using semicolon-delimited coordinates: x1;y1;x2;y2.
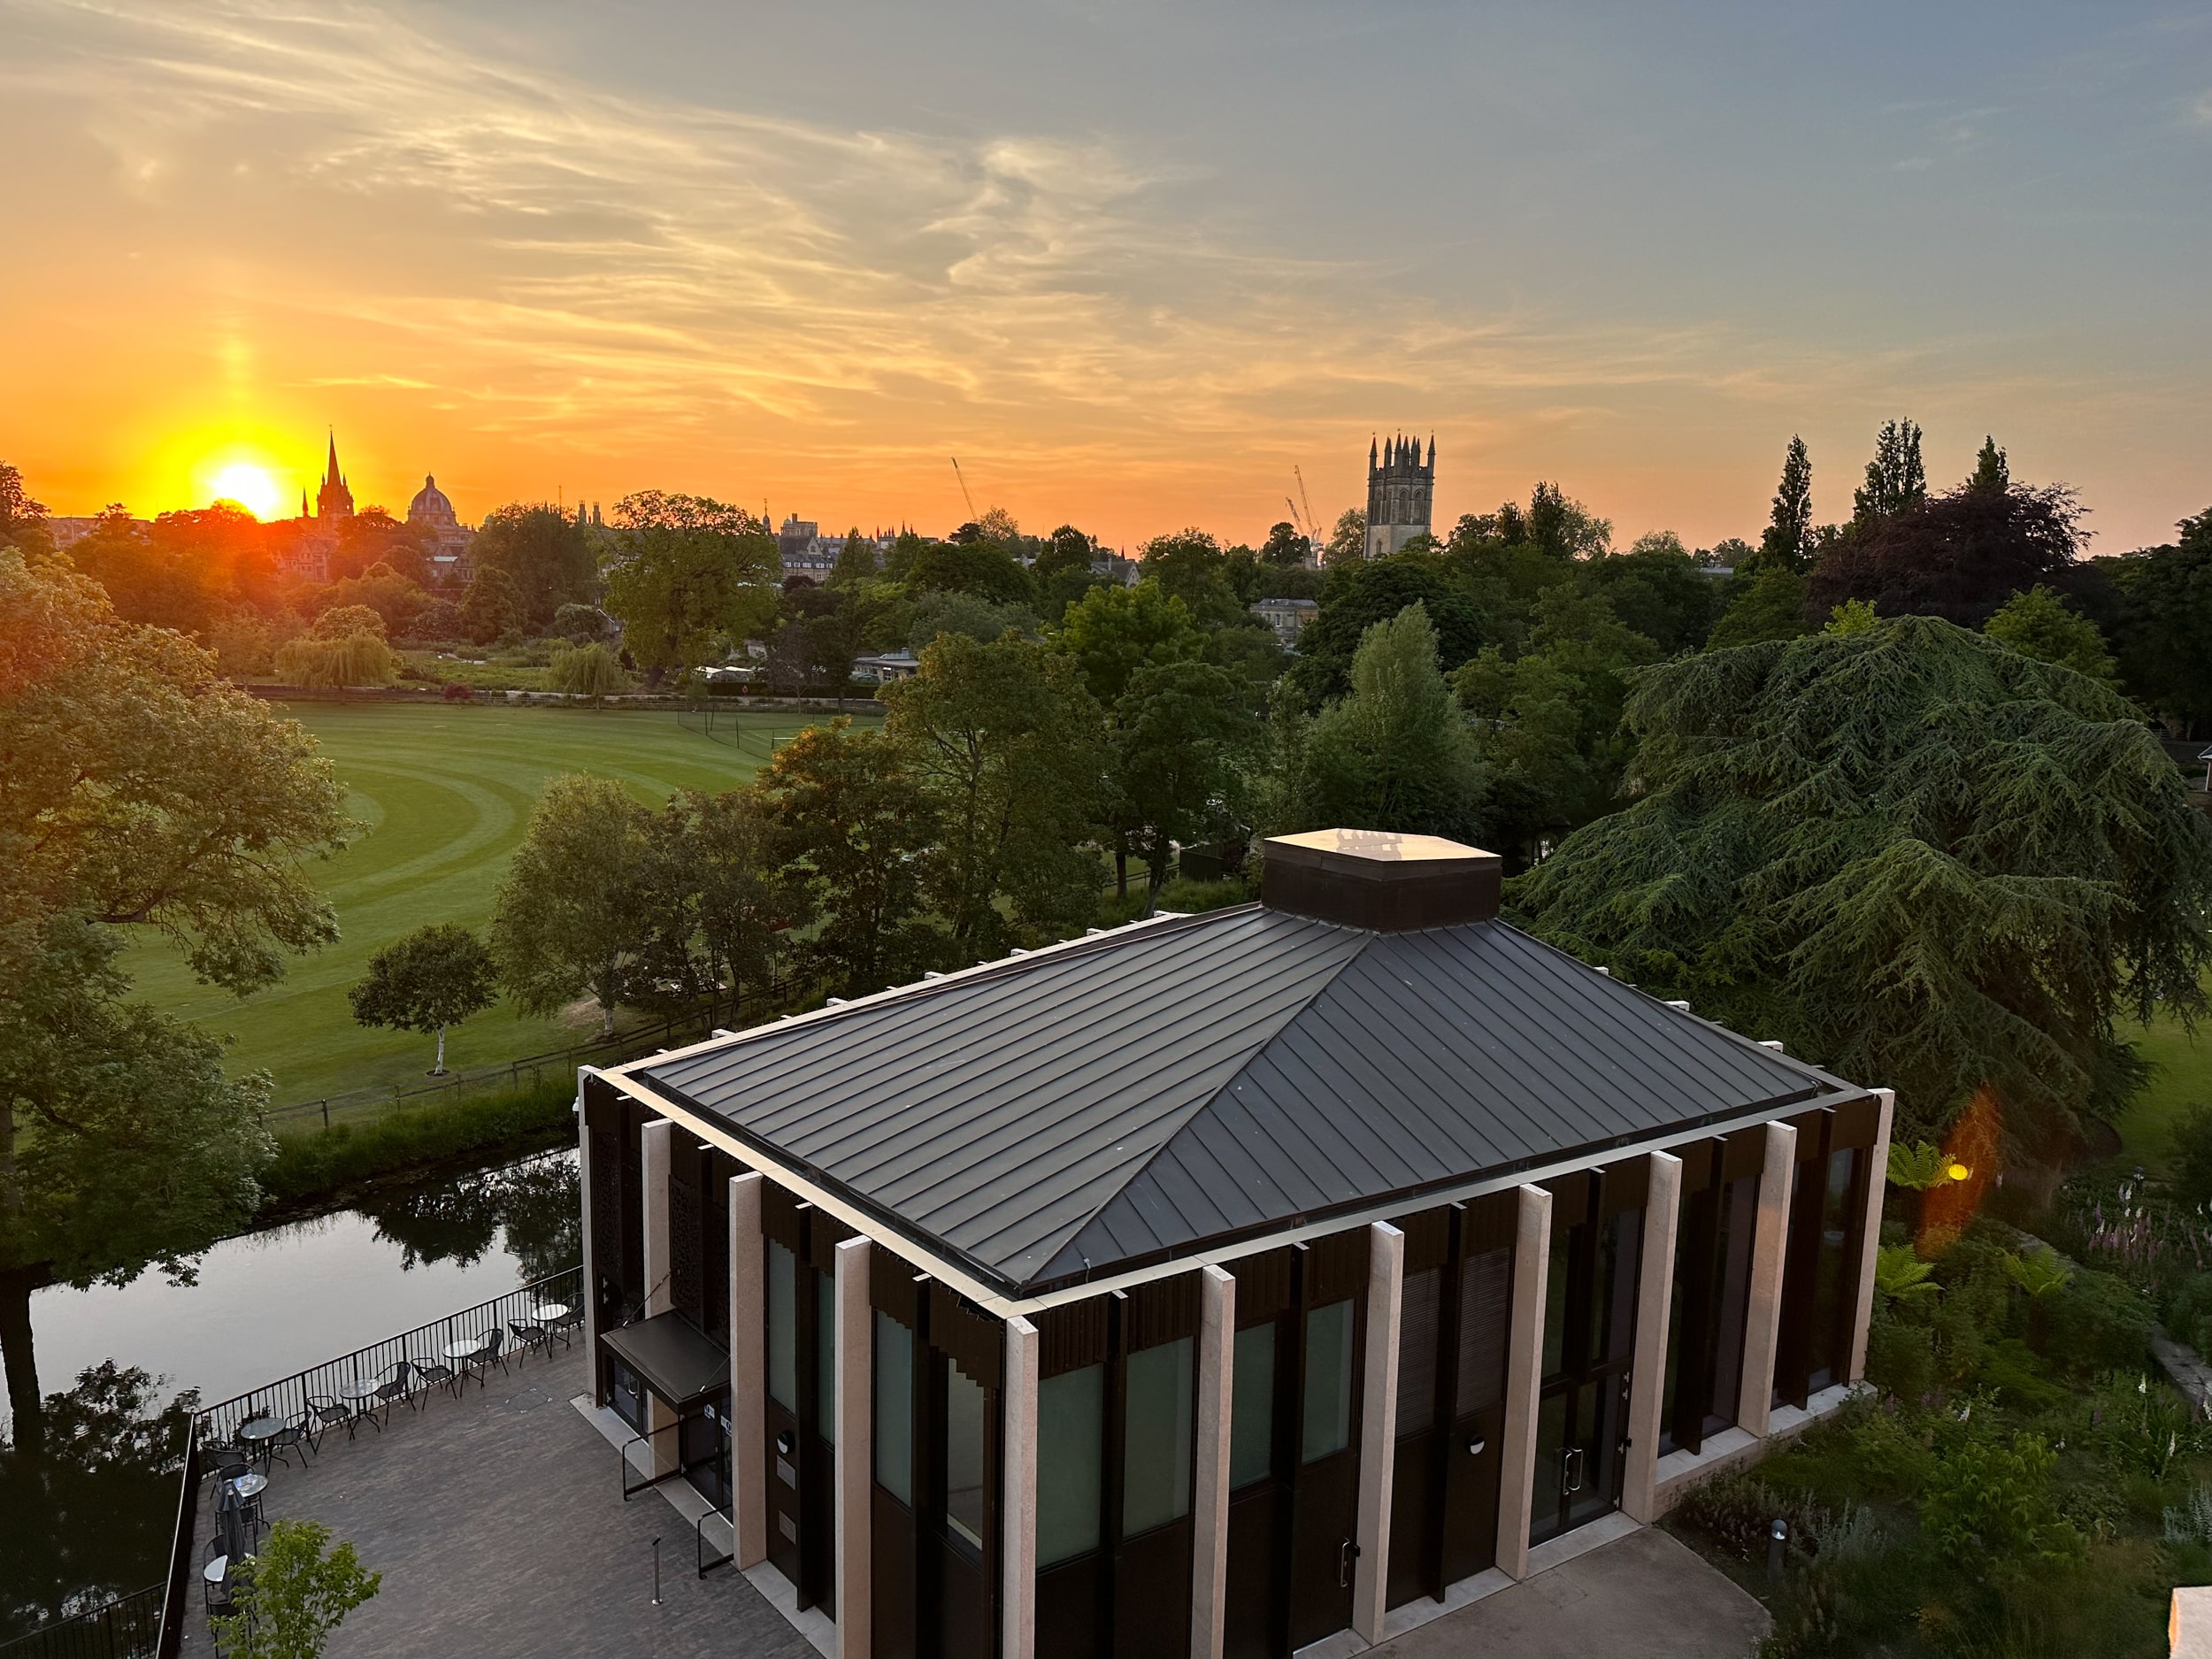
853;649;921;684
779;515;891;580
1365;432;1434;559
45;517;107;550
312;431;355;523
1091;553;1141;587
1251;595;1318;649
406;474;474;581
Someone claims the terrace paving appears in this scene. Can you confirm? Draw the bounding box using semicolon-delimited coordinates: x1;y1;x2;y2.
180;1344;810;1659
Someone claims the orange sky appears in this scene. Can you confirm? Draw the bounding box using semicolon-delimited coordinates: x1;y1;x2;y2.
4;2;2208;552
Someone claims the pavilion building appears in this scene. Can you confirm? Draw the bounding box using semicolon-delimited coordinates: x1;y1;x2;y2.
577;828;1887;1659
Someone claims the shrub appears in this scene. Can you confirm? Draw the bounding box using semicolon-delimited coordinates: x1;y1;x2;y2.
273;632;397;690
547;641;630;703
441;682;472;703
311;602;387;641
1923;1429;2082;1575
259;1077;574;1210
2043;1270;2154;1374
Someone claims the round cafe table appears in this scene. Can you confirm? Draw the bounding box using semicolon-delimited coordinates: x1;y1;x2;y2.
530;1302;570;1324
227;1471;268;1501
237;1417;282;1469
203;1555;228;1586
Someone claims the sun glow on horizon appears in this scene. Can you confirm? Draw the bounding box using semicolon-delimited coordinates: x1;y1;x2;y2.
204;460;281;520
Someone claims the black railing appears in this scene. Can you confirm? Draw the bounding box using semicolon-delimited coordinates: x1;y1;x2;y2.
157;1266;584;1657
192;1265;583;1447
2;1585;167;1659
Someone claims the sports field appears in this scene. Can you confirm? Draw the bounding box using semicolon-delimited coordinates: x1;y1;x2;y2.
122;702;857;1105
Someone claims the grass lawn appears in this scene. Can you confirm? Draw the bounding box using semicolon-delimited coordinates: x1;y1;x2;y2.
121;701;862;1104
2116;983;2212;1170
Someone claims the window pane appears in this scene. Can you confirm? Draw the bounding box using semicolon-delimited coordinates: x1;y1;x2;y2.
1038;1365;1103;1565
1601;1209;1642;1365
1809;1148;1859;1387
944;1361;987;1550
1122;1337;1194;1535
1229;1324;1276;1489
1302;1300;1354;1464
767;1241;796;1410
875;1313;913;1503
1396;1268;1440;1436
818;1272;838;1445
1455;1247;1511;1417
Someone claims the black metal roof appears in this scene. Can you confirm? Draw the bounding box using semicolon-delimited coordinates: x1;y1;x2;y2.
626;905;1856;1296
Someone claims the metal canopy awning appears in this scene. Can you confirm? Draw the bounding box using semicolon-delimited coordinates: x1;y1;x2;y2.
599;1312;729;1411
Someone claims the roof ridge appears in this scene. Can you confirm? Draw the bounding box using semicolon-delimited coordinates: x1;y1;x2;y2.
1027;927;1379;1285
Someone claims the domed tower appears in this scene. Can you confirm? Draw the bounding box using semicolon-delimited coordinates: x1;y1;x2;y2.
314;430;354;521
1363;433;1434;557
407;473;474;579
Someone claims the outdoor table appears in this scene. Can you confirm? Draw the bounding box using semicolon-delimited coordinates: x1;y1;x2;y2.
227;1471;268;1500
203;1555;227;1586
336;1378;380;1404
530;1302;570;1324
442;1337;490;1362
238;1417;281;1469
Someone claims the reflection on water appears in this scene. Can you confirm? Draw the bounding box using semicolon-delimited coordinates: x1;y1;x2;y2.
0;1148;580;1640
22;1149;580;1415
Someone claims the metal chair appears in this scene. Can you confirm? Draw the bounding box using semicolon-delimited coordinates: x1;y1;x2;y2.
548;1308;583;1349
207;1445;251;1481
264;1414;313;1469
372;1361;416;1423
411;1355;458;1399
509;1317;554;1365
464;1328;507;1388
305;1394;355;1448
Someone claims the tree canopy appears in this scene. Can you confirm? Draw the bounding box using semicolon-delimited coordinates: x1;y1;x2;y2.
601;493;778;680
347;923;499;1073
1511;615;2212;1152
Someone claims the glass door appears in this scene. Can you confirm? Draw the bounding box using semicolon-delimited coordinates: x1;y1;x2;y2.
1531;1173;1642;1548
1286;1231;1368;1651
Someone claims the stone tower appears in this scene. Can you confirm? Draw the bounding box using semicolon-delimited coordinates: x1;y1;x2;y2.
1364;432;1434;558
314;430;355;521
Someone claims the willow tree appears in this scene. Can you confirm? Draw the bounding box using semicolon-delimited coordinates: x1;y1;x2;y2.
1511;615;2212;1151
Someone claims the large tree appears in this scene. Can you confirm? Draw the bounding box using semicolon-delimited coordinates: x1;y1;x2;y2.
1289;556;1492;705
882;634;1105;959
761;718;937;997
347;923;499;1073
1511;616;2212;1152
1104;660;1259;905
601;493;779;682
490;774;652;1034
469;504;595;628
1853;418;1927;527
0;551;348;1430
2106;509;2212;736
1756;434;1816;573
1809;478;2090;628
1276;603;1489;842
1050;580;1206;706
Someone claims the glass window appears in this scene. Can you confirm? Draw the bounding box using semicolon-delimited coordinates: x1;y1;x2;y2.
1455;1247;1511;1417
767;1241;796;1410
1710;1173;1757;1425
1397;1268;1440;1436
1038;1365;1103;1565
944;1360;987;1550
1541;1228;1571;1379
818;1272;838;1445
1601;1209;1643;1365
1229;1323;1276;1488
1302;1300;1354;1464
1809;1148;1861;1388
1122;1337;1194;1535
875;1312;913;1503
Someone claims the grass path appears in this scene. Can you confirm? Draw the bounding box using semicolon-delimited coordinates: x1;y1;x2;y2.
2116;984;2212;1170
122;703;852;1103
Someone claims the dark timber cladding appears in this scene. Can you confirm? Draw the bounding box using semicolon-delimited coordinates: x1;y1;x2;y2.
627;837;1858;1301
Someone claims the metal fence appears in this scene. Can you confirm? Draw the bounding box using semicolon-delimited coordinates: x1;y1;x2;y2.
0;1587;165;1659
264;985;782;1125
192;1264;584;1447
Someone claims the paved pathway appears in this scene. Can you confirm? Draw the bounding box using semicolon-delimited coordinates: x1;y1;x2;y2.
182;1346;810;1659
1370;1526;1768;1659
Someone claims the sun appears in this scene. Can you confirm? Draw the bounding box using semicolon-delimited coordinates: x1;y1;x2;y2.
207;461;281;519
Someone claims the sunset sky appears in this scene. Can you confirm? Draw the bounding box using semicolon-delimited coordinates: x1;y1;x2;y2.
3;1;2208;550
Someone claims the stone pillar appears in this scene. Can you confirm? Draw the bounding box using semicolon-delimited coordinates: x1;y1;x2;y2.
833;1236;872;1656
1494;1186;1552;1581
2173;1586;2212;1658
1848;1090;1896;1384
576;1071;601;1391
1191;1265;1236;1659
1737;1120;1799;1438
639;1118;677;1475
1003;1315;1040;1659
1622;1152;1683;1523
730;1171;768;1569
1353;1223;1405;1644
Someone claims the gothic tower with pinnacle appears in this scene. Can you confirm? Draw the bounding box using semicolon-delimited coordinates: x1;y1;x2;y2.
314;430;355;521
1364;432;1434;558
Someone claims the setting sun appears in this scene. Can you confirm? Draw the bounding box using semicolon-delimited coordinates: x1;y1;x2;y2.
205;461;281;520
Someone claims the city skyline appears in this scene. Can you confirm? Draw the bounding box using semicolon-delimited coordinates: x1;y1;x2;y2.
3;0;2208;549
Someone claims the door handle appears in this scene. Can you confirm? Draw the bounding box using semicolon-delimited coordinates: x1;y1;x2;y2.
1561;1446;1585;1494
1338;1538;1363;1586
1465;1438;1486;1457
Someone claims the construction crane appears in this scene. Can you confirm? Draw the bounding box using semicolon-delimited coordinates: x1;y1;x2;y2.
1285;495;1307;539
949;457;979;522
1294;465;1319;541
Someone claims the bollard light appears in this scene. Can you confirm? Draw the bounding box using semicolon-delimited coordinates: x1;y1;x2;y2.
1766;1517;1788;1583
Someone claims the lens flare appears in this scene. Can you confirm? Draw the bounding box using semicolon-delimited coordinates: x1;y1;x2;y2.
207;462;280;518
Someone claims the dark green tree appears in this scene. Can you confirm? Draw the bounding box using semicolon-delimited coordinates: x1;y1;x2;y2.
490;773;652;1035
883;634;1105;959
601;493;779;683
1050;580;1206;705
470;503;594;629
347;923;500;1073
1853;418;1927;526
762;718;937;997
457;566;524;643
1103;660;1259;904
1278;603;1489;842
1261;520;1311;567
903;540;1033;608
1983;587;2116;682
1757;435;1816;573
2106;509;2212;735
1969;435;2009;494
1512;616;2212;1150
1289;557;1492;704
1706;568;1813;649
830;527;879;587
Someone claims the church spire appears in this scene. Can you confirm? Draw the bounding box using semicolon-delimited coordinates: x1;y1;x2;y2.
324;428;343;489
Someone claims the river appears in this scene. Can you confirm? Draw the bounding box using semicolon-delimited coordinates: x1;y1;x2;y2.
0;1147;580;1640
